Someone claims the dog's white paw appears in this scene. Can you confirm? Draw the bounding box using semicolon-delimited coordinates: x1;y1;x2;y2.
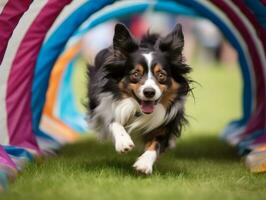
133;151;157;175
115;133;134;153
110;122;135;153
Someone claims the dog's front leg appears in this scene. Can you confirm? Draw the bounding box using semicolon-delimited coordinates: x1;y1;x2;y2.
133;140;159;175
109;122;134;153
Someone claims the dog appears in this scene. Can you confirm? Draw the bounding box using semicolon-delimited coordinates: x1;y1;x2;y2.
87;23;191;175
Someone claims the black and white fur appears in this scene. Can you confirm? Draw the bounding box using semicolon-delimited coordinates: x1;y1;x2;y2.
87;23;191;175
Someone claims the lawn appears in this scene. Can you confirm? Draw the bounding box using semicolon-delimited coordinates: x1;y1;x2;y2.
1;61;266;200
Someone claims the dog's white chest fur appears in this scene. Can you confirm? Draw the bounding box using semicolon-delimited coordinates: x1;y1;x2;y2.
115;97;166;134
90;93;168;136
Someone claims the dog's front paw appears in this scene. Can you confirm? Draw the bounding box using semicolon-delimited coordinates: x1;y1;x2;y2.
115;133;134;153
133;151;156;175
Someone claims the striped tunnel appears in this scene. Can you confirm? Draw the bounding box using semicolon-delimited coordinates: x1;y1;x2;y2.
0;0;265;190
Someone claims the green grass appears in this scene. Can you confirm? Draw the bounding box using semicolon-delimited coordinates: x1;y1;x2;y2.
2;62;266;200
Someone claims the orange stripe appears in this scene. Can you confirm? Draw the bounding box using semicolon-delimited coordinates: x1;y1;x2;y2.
41;42;81;141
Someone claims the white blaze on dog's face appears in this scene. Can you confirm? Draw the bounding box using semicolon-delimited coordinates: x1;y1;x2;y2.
123;51;173;115
136;52;162;114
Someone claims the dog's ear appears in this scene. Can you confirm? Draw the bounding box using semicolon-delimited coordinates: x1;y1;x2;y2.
158;23;184;55
113;23;138;56
158;24;191;91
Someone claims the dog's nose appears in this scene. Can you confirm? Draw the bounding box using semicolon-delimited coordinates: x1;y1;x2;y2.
143;88;156;98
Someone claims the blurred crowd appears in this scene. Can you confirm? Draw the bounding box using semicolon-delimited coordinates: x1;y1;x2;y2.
81;12;237;67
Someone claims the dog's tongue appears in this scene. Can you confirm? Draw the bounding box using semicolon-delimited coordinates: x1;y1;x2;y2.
141;101;155;114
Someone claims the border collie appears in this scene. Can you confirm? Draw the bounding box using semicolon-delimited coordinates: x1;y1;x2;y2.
87;23;191;175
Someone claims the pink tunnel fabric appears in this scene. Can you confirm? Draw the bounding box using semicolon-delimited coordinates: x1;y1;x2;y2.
0;0;32;65
0;146;16;169
6;0;72;153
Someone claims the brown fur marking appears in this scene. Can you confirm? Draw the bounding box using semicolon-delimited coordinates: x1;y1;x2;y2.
145;140;160;152
135;64;144;74
160;79;180;108
118;64;145;99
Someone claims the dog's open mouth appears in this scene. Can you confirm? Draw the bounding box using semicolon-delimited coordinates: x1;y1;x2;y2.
131;91;159;114
140;100;156;114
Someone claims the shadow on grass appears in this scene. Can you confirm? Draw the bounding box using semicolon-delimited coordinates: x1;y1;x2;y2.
56;132;239;176
172;133;239;161
58;139;142;176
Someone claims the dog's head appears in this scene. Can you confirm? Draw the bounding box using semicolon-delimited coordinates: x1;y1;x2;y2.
104;23;191;114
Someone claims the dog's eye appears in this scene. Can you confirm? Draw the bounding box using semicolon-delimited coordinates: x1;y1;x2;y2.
130;71;142;83
157;72;167;83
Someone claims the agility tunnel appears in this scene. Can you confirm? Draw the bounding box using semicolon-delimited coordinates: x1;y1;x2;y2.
0;0;266;190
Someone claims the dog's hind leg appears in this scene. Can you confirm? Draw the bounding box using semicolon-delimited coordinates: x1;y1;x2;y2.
109;122;135;153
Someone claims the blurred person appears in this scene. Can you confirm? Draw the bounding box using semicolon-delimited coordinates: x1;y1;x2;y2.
220;39;237;67
176;16;196;62
193;19;222;63
81;21;117;64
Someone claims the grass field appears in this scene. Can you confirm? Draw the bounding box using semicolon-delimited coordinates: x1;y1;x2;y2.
1;61;266;200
